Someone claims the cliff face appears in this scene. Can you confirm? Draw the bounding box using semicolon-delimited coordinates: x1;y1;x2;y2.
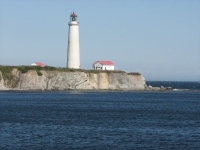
0;70;146;90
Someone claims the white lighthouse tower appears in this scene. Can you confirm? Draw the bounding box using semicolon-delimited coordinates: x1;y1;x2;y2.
67;12;80;68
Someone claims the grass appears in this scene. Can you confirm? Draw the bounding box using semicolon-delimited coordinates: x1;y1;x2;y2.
0;65;20;87
0;66;40;79
0;65;15;81
0;65;52;80
81;69;125;74
127;72;141;75
0;65;140;80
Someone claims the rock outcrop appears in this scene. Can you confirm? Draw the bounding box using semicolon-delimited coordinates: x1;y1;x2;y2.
146;85;173;91
0;70;146;90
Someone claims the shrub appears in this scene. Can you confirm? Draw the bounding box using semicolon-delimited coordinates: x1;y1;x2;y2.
0;65;15;80
36;70;43;76
127;72;141;75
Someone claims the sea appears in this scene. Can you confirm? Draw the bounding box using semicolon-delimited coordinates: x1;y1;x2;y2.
0;81;199;150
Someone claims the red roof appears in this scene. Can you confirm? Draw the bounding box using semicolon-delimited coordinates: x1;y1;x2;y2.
34;62;46;67
93;60;114;65
70;12;77;17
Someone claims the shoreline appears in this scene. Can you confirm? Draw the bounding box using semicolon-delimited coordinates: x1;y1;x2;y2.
0;88;199;92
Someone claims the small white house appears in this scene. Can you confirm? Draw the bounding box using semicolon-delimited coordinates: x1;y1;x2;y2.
31;62;46;67
93;60;114;70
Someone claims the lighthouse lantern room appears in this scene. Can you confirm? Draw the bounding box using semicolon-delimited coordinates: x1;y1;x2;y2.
70;12;77;21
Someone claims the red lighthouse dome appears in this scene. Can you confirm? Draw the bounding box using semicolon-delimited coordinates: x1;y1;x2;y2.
70;12;77;21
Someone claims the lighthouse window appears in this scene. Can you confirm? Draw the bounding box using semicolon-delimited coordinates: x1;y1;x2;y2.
72;17;76;21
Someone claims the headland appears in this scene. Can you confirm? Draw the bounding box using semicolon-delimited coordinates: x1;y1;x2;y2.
0;65;147;91
0;65;173;91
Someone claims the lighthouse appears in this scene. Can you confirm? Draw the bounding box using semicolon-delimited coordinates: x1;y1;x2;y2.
67;12;80;68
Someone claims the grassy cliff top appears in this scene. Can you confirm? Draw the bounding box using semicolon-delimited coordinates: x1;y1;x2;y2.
0;65;141;80
0;65;126;73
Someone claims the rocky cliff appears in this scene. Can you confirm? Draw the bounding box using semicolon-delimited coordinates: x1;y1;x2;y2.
0;69;146;90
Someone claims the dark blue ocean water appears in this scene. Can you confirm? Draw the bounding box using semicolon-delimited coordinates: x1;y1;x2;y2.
0;83;200;149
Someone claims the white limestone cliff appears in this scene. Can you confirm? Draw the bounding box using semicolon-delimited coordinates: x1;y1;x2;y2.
0;70;146;90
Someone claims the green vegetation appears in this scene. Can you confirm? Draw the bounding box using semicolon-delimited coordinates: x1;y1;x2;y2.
16;65;56;73
0;65;56;80
0;65;20;87
81;69;125;74
0;65;15;81
0;65;129;80
36;70;43;76
127;72;141;75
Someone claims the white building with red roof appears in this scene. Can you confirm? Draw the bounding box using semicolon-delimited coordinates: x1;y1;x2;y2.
31;62;46;67
93;60;114;70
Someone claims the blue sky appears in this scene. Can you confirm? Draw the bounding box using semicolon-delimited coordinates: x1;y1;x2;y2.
0;0;199;81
